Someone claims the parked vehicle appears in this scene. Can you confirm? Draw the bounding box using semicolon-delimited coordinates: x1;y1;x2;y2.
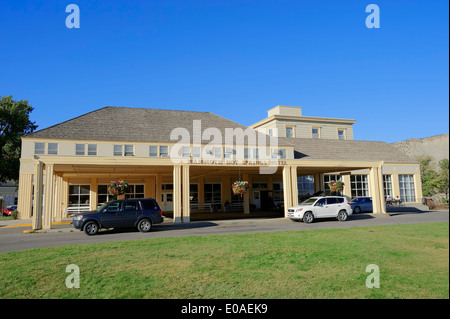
349;197;373;213
2;205;17;216
287;196;352;223
71;198;163;235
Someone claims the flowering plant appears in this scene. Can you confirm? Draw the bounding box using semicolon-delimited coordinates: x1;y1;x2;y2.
232;181;250;197
108;180;129;196
328;180;344;193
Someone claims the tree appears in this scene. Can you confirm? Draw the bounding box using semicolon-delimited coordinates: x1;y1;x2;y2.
0;95;38;183
436;159;449;201
415;155;439;197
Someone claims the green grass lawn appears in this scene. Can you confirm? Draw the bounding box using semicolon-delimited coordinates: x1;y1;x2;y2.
0;222;448;299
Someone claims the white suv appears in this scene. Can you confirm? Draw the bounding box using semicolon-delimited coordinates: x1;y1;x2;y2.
287;196;353;223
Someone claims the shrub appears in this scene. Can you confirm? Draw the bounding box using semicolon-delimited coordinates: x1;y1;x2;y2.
11;210;19;220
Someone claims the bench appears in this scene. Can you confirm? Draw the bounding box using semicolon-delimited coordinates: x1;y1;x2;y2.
224;202;244;211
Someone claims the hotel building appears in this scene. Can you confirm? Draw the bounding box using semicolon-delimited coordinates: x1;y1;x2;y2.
17;105;422;229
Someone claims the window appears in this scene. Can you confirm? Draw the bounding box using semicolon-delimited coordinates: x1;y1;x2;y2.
224;147;235;159
298;175;315;196
244;148;249;159
161;184;173;191
87;144;97;156
149;145;158;157
48;143;58;155
141;199;158;210
338;129;345;140
269;128;273;137
252;183;268;189
125;184;145;199
190;184;198;203
351;175;369;197
68;185;90;207
124;200;138;211
312;128;320;139
399;175;415;202
204;183;221;204
34;142;45;155
98;185;115;205
193;147;201;158
182;146;191;158
324;174;342;195
253;148;259;159
286;127;294;138
114;145;123;156
273;182;283;204
279;149;287;159
383;175;393;200
214;147;222;159
76;144;85;156
124;145;134;156
160;146;169;157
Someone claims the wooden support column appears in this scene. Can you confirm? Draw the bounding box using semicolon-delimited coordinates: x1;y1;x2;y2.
182;165;191;223
243;173;250;214
290;166;298;208
90;177;98;211
32;161;43;230
17;173;33;219
42;164;55;229
369;165;386;214
282;166;292;217
173;165;182;223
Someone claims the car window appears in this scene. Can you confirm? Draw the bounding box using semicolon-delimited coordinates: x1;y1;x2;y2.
124;201;139;211
141;199;157;210
315;198;326;206
336;198;344;203
326;198;337;205
301;198;317;205
104;201;122;212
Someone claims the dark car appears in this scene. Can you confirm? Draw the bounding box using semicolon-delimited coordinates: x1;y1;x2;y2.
349;197;373;213
72;198;164;235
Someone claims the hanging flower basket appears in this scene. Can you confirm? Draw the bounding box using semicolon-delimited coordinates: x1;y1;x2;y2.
108;180;129;197
328;180;344;193
232;181;250;197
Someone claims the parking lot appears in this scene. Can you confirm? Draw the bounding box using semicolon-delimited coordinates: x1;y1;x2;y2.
0;210;448;254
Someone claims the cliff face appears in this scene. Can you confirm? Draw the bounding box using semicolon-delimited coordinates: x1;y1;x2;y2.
391;134;449;164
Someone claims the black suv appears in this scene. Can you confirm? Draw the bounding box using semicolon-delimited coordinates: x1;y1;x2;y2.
71;198;164;235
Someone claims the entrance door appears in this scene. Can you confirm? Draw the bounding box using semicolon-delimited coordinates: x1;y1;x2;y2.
161;193;173;212
253;191;260;209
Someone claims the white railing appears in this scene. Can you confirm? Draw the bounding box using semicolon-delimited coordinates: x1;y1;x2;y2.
64;205;91;216
190;203;213;213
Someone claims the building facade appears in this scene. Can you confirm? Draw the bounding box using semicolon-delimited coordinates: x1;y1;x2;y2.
17;106;422;229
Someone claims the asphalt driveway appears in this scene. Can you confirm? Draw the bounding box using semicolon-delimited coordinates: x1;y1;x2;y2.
0;210;448;254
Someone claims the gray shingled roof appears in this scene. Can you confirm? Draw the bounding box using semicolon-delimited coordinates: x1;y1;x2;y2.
25;106;417;164
278;137;418;164
25;106;288;146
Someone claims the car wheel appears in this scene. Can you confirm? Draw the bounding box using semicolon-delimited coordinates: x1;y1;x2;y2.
137;218;152;232
84;221;99;236
338;210;348;222
354;206;361;214
303;212;314;223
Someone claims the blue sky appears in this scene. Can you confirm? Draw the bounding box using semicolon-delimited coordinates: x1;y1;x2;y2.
0;0;448;143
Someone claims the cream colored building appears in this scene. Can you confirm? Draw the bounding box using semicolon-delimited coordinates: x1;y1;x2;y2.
250;105;356;140
17;106;422;229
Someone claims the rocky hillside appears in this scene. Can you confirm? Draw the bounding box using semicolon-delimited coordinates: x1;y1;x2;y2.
391;134;449;163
